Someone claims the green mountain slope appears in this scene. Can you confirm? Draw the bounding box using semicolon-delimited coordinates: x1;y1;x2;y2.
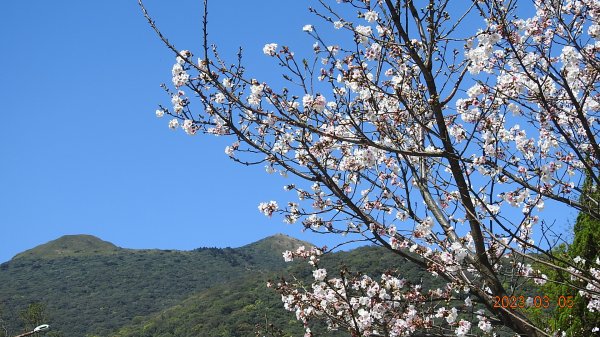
109;245;439;337
0;234;441;337
109;275;305;337
0;234;308;336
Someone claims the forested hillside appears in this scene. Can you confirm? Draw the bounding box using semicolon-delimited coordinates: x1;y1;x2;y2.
0;235;443;337
110;245;438;337
0;234;309;336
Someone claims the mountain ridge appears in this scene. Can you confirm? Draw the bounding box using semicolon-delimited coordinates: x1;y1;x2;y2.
1;233;309;336
12;234;120;260
0;233;435;337
11;233;312;261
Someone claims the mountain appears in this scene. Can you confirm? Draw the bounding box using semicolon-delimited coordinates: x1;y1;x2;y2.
0;234;296;336
109;245;433;337
239;233;313;253
12;234;120;259
236;233;313;268
0;234;433;337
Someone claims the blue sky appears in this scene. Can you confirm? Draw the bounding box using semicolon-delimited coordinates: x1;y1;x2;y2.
0;0;351;263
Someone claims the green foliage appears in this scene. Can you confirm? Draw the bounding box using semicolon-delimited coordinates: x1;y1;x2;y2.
542;178;600;336
0;302;65;337
19;303;47;332
0;305;7;337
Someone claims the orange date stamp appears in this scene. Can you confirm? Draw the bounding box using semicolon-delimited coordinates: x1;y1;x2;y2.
493;295;574;309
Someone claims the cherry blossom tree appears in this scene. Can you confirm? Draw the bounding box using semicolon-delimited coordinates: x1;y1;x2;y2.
140;0;600;336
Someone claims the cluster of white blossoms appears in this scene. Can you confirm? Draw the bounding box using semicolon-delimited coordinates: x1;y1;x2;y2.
312;268;327;281
302;94;326;113
354;25;372;44
171;63;189;87
272;132;295;155
465;31;501;74
450;241;468;262
247;82;265;106
302;24;313;32
262;43;278;56
338;147;386;171
414;217;433;238
181;119;197;136
171;93;184;114
477;309;493;333
455;320;471;337
435;307;458;324
364;42;382;60
258;200;278;217
274;248;482;337
223;141;239;157
168;118;178;130
573;257;600;312
281;245;324;265
171;50;192;88
560;46;583;87
515;262;548;285
363;10;378;23
213;92;226;104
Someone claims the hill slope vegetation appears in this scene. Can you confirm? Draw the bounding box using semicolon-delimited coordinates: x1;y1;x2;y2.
0;234;435;337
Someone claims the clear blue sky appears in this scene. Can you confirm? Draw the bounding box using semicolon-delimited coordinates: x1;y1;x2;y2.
0;0;352;263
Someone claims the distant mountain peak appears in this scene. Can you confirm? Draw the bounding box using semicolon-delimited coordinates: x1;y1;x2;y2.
13;234;120;260
241;233;314;253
